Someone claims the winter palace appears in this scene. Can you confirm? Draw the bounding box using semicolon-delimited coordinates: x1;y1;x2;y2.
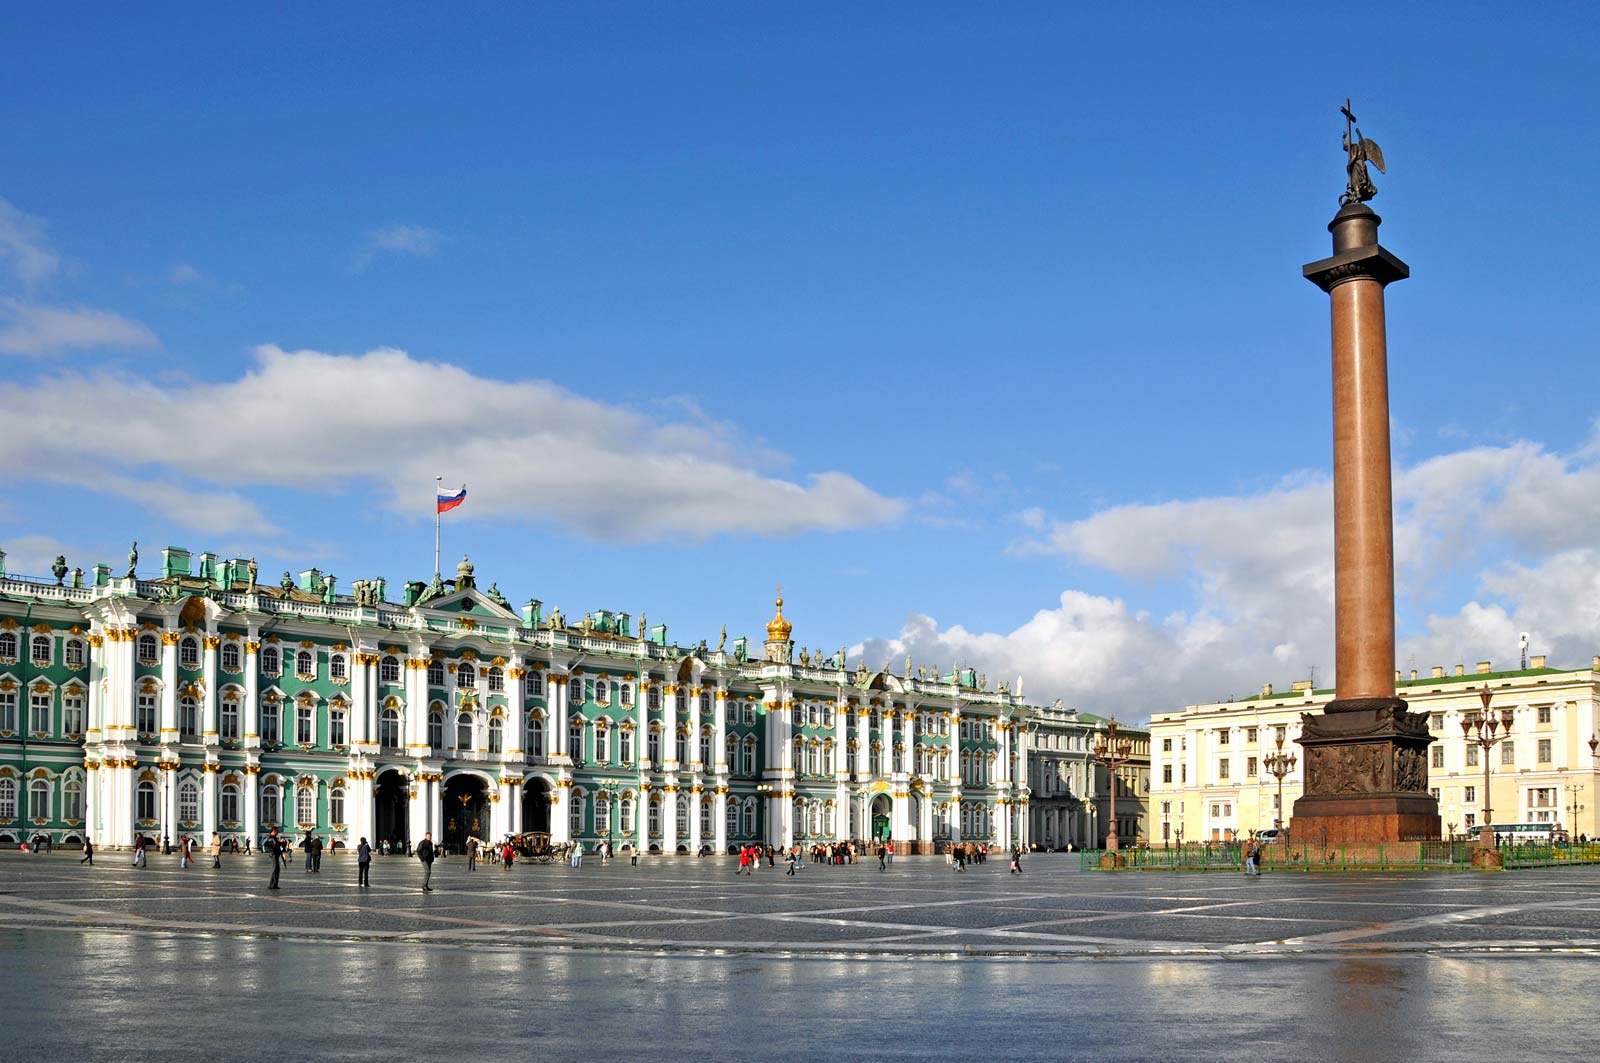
0;544;1147;854
1149;658;1600;844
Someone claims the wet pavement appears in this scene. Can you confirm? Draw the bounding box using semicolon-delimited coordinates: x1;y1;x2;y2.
3;853;1598;1060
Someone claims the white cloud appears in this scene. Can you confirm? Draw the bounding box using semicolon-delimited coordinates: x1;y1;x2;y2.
354;224;446;269
0;195;60;286
0;344;905;540
168;263;203;285
876;434;1600;717
0;299;160;357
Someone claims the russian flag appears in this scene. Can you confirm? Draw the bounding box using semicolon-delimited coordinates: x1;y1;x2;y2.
437;484;467;514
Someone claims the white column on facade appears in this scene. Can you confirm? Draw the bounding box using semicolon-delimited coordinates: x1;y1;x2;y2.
551;779;571;844
244;767;260;844
552;674;569;759
891;785;909;843
713;786;728;852
350;653;370;746
919;791;934;844
202;765;218;839
506;665;526;755
662;785;679;853
712;688;728;773
86;632;106;742
636;784;650;852
688;687;702;772
636;674;650;769
901;707;915;775
408;773;428;848
159;632;178;742
244;635;261;745
949;796;962;845
689;785;703;853
663;684;679;772
508;779;523;834
201;634;219;742
855;704;870;778
407;647;430;752
833;691;849;775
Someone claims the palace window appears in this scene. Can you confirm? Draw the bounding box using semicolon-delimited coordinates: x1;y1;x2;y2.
529;671;544;697
260;783;281;825
296;786;315;827
329;707;347;747
136;780;157;822
571;793;585;837
0;777;14;818
593;677;608;702
647;686;661;711
297;703;315;746
1501;741;1515;766
488;666;505;693
380;656;401;684
621;797;634;834
595;796;610;835
1245;757;1258;778
456;712;474;750
458;662;477;688
29;690;51;735
330;787;345;826
428;660;445;687
1536;738;1552;763
869;743;882;776
743;703;756;727
742;736;757;776
1431;746;1444;768
427;708;444;749
700;798;713;840
296;650;315;679
1537;705;1552;725
29;778;50;821
568;677;582;704
64;639;85;669
1466;746;1479;767
619;682;631;706
570;721;585;765
648;797;660;838
136;633;159;666
1429;713;1444;730
1163;765;1173;784
1218;759;1230;781
1465;785;1477;803
62;694;83;736
260;645;280;675
0;689;14;733
725;801;739;839
725;734;738;771
700;690;712;716
0;631;16;662
262;702;281;744
488;715;503;754
63;777;83;821
329;654;347;682
178;779;199;824
380;708;401;749
595;721;611;764
221;783;240;824
179;637;200;669
676;729;690;766
700;729;713;767
647;725;661;765
179;695;199;738
525;715;543;757
221;642;241;672
31;635;52;667
620;727;634;764
741;798;757;837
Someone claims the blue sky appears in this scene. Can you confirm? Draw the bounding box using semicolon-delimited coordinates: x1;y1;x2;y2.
3;6;1598;714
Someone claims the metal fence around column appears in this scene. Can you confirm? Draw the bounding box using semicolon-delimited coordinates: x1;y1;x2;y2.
1081;840;1600;872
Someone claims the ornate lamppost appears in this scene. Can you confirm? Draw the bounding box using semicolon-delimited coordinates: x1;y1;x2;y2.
1463;686;1512;867
1564;783;1584;844
1093;718;1134;854
1263;733;1297;837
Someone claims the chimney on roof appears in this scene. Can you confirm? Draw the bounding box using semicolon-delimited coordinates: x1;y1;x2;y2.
1454;664;1465;677
1475;661;1492;674
1410;669;1418;680
1530;654;1546;669
1292;680;1312;692
1394;669;1402;683
1432;666;1444;678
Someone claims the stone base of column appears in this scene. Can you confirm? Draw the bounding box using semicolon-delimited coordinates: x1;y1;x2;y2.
1291;698;1440;844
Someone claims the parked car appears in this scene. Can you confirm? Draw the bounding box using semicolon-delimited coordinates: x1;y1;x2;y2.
1253;828;1285;845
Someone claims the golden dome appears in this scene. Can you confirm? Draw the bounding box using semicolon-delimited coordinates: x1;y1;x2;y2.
765;592;793;643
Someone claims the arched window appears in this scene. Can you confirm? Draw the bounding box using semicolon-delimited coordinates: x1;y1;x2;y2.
487;666;505;692
741;797;756;837
675;794;689;842
427;660;445;687
742;736;757;776
568;677;582;704
329;654;347;682
619;725;634;764
137;780;157;822
62;777;83;821
329;706;347;747
177;636;199;669
725;798;739;839
64;639;86;669
221;642;241;671
647;724;661;765
725;734;737;771
647;685;661;711
260;645;280;675
743;703;756;727
648;795;661;838
221;783;240;824
179;695;199;738
455;712;473;750
28;778;50;820
569;720;585;765
428;709;444;749
295;650;315;678
31;634;52;666
222;695;240;741
458;661;477;687
380;655;401;684
0;777;14;818
529;671;544;697
570;791;585;837
296;785;315;827
595;794;611;834
869;743;882;776
135;691;157;735
178;779;199;824
620;796;635;833
28;688;51;735
675;729;689;766
700;797;713;841
792;735;804;773
527;714;545;757
261;698;281;744
330;787;345;826
0;631;17;662
488;715;503;753
296;702;315;745
619;682;632;706
700;727;713;767
380;708;401;748
594;677;609;703
700;690;712;715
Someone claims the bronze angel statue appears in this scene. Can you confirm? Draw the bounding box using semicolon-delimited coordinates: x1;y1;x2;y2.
1340;99;1386;205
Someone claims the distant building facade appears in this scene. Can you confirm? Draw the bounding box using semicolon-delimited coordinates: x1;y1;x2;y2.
1149;659;1600;843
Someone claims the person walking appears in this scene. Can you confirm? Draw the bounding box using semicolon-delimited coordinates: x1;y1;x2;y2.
785;847;797;876
877;843;887;871
80;836;95;865
303;831;316;873
1243;839;1260;877
466;836;479;871
266;828;283;890
417;831;436;892
209;832;222;869
132;833;147;868
503;840;515;870
885;840;893;867
356;837;372;887
1009;845;1023;875
311;834;323;872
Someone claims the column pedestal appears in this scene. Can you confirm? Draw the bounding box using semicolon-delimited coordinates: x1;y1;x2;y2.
1290;699;1439;844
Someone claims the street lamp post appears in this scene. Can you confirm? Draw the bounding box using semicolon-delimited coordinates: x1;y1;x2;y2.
1092;718;1134;854
1463;686;1512;867
1263;734;1297;837
1563;783;1584;843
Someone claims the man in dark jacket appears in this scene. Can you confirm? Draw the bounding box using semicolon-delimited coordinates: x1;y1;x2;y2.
266;827;283;890
356;836;372;887
417;831;436;892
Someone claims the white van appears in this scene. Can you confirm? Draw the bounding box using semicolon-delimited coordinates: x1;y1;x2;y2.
1253;828;1285;846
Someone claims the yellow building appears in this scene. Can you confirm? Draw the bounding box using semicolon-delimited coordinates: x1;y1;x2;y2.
1149;656;1600;844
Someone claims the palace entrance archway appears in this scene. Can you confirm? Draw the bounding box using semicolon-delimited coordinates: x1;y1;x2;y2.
521;777;552;835
443;774;489;851
870;793;892;842
374;770;409;851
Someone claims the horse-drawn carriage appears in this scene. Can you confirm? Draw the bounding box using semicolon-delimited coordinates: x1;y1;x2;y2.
509;831;573;864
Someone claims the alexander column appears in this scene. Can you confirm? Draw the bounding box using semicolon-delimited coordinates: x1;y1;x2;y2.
1291;102;1440;845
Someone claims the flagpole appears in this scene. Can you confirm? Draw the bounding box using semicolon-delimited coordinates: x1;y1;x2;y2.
434;476;442;577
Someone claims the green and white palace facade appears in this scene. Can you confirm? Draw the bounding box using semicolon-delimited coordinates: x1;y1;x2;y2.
0;544;1147;853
